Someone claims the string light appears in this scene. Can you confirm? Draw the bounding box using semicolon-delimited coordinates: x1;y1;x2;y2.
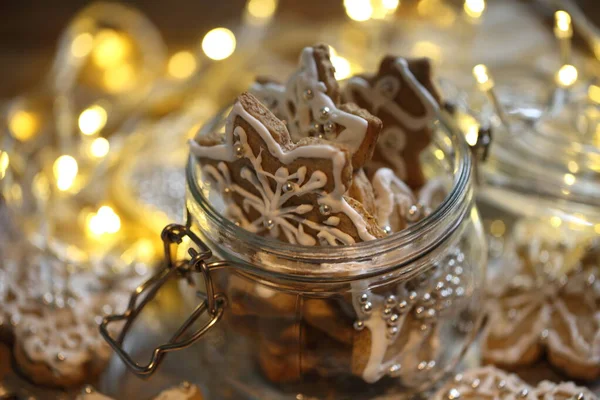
550;216;562;228
567;160;579;173
473;64;510;128
71;32;94;58
202;28;236;61
563;173;576;186
555;64;578;88
464;0;485;18
92;29;130;68
245;0;278;21
457;113;479;146
344;0;373;22
589;85;600;104
104;64;135;93
86;205;121;236
412;41;442;63
89;137;110;158
331;55;352;80
371;0;399;19
9;110;39;141
78;105;107;136
490;220;505;237
168;51;197;79
434;149;445;160
0;151;9;180
554;11;573;66
53;155;78;191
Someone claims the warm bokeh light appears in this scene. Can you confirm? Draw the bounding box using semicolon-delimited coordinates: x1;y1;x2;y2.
86;205;121;236
71;32;94;58
371;0;399;19
554;11;572;38
344;0;374;21
104;64;135;93
92;29;130;69
568;160;579;173
464;0;485;18
0;151;9;180
550;216;562;228
9;110;39;141
434;149;445;160
588;85;600;104
563;173;576;186
331;55;352;80
411;41;442;63
79;105;107;135
457;113;480;146
246;0;278;20
202;28;236;61
490;219;505;237
555;64;578;88
168;51;197;79
121;238;156;264
90;137;110;158
53;155;78;191
473;64;494;91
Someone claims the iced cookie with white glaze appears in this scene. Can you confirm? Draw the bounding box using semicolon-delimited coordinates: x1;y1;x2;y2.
432;366;597;400
251;44;383;170
481;222;600;381
77;382;204;400
190;92;385;246
344;56;441;189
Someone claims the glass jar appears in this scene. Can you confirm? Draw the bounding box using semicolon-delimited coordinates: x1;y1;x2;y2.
102;104;487;399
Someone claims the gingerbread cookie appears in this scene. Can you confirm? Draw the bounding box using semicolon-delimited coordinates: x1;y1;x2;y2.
371;167;416;233
347;169;377;216
251;44;383;169
344;56;441;189
190;92;385;245
432;366;597;400
482;222;600;381
0;241;143;388
78;382;203;400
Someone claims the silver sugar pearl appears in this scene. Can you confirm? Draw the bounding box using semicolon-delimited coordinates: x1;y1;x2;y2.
454;374;463;383
386;295;397;305
387;326;399;337
234;143;244;158
56;353;66;362
362;302;373;313
408;291;418;301
383;225;392;234
180;381;192;389
575;393;585;400
388;314;399;323
82;385;95;394
397;300;408;311
324;121;336;134
406;204;421;222
282;182;294;193
359;293;369;304
353;320;365;331
320;107;331;120
471;378;480;388
388;364;402;377
319;204;332;216
383;307;392;317
264;219;275;230
447;388;461;399
497;380;506;389
303;89;314;101
518;389;529;397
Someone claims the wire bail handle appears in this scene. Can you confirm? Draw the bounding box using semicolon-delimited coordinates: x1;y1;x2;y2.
99;221;227;377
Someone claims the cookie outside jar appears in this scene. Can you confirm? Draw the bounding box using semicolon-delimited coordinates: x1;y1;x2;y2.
453;62;600;381
100;51;487;399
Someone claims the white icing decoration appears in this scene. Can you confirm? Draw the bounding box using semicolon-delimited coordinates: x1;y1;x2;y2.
345;58;439;180
251;47;369;154
371;168;415;231
0;242;143;380
190;101;376;245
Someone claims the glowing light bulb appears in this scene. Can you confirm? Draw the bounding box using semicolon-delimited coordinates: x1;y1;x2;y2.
104;64;135;93
589;85;600;104
92;29;130;68
568;160;579;173
554;11;572;38
344;0;373;21
331;55;352;80
246;0;277;19
457;113;480;146
202;28;236;61
89;137;110;158
490;220;505;237
78;105;107;136
563;173;576;186
434;149;445;160
168;51;197;79
0;151;9;179
464;0;485;18
556;64;578;88
473;64;494;91
382;0;400;11
86;205;121;236
9;110;38;141
53;155;78;191
71;32;94;58
550;216;562;228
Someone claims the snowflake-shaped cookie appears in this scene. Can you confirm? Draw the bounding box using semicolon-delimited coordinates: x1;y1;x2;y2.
432;366;597;400
0;242;143;387
190;92;384;245
251;44;382;169
482;223;600;381
344;56;441;189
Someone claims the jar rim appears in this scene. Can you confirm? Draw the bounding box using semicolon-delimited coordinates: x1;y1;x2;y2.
185;109;474;281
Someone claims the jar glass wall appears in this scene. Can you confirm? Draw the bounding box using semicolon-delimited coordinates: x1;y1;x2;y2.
180;105;487;399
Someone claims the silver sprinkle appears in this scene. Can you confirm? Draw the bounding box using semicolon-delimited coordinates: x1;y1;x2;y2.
353;320;365;331
406;204;421;222
180;381;192;389
388;364;402;377
324;121;335;134
320;107;331;120
447;388;461;399
497;380;506;389
383;225;392;234
387;326;399;337
234;143;244;158
518;389;529;397
359;293;369;304
56;353;66;362
575;393;585;400
82;385;95;394
386;295;397;305
282;182;294;193
471;378;480;388
362;302;373;313
303;89;313;101
264;219;275;230
319;204;332;216
388;314;399;323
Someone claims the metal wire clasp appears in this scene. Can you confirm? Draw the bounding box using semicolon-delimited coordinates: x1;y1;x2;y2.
99;223;226;377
